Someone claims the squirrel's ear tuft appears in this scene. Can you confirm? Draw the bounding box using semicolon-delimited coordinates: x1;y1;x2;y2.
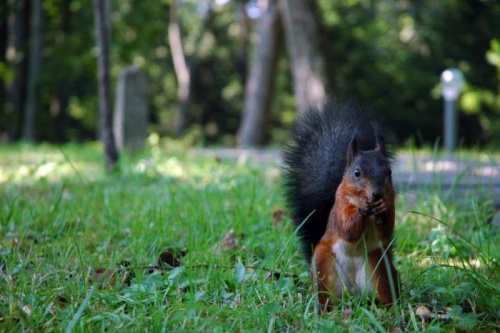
347;134;358;166
373;124;386;155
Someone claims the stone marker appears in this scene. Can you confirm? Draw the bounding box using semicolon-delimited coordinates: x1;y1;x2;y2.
113;66;148;152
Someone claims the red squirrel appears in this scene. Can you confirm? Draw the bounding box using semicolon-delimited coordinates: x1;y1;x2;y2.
283;100;399;310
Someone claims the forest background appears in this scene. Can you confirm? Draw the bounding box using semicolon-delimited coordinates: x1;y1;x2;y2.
1;0;500;148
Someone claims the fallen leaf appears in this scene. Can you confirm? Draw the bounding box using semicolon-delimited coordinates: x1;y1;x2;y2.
91;267;117;287
22;305;31;316
210;230;240;255
220;229;238;250
158;248;187;268
55;296;69;306
222;230;238;249
93;267;107;280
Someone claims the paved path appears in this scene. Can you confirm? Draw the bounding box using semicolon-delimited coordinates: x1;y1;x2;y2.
192;148;500;207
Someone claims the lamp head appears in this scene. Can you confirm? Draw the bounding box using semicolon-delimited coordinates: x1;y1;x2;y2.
441;68;464;101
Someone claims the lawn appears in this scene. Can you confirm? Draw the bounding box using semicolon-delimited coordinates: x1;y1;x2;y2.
1;141;499;331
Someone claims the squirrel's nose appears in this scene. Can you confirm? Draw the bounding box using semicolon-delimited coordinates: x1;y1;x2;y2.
372;191;383;200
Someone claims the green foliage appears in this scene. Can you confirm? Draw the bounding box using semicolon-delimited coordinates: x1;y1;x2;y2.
112;0;176;134
484;39;500;145
0;0;499;145
0;143;499;330
318;0;500;147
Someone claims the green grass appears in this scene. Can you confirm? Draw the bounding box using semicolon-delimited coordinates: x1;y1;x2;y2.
1;142;499;332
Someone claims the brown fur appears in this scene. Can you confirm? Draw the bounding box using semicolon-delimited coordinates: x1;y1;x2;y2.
368;248;400;306
312;167;399;311
312;236;337;311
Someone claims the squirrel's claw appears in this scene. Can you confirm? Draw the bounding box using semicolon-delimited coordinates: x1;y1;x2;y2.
370;199;387;216
358;202;370;217
358;207;369;217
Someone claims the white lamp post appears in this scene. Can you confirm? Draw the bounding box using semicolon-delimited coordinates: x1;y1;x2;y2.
440;68;464;152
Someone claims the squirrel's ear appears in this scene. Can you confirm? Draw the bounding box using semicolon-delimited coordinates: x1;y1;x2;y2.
347;135;358;166
373;125;387;155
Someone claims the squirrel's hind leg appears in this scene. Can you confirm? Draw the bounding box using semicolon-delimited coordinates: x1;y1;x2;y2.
311;239;339;312
368;248;400;307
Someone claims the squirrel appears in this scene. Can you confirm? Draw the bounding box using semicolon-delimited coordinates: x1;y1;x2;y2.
282;100;399;310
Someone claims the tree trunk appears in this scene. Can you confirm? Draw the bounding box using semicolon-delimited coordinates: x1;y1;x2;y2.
168;0;190;137
237;0;283;146
93;0;119;171
6;0;28;140
22;0;42;141
54;0;70;143
236;1;251;92
0;2;8;115
168;0;214;137
279;0;333;114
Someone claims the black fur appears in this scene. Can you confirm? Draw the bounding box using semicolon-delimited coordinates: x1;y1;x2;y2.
282;99;393;262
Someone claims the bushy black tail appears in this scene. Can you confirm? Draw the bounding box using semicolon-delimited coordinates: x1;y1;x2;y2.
282;99;389;262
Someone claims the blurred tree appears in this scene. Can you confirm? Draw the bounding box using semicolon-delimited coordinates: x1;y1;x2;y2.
22;0;43;141
484;39;500;145
0;0;29;141
189;1;249;144
93;0;118;170
53;0;71;142
168;0;190;137
5;0;29;141
0;2;8;128
279;0;333;114
39;0;98;142
169;0;214;137
0;0;498;147
7;0;31;138
235;0;250;90
318;0;500;146
104;0;171;138
237;0;283;146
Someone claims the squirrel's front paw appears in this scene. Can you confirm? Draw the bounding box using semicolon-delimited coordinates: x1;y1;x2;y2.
358;202;370;217
369;199;387;216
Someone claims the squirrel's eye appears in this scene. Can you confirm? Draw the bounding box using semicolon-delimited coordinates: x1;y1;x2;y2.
388;169;392;176
354;169;361;178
